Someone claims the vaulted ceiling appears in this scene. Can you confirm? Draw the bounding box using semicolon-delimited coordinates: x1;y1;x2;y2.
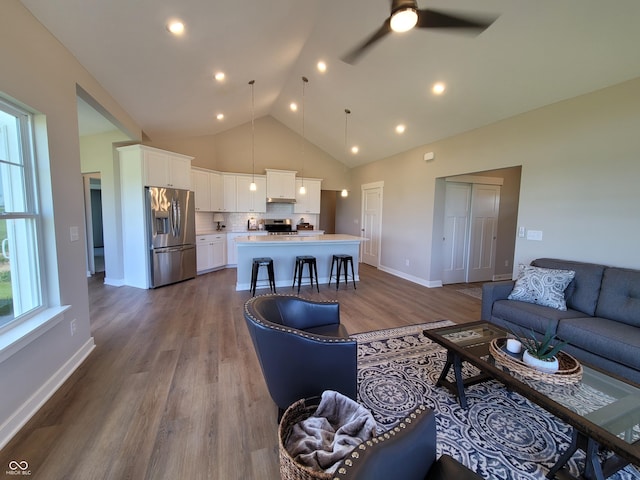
21;0;640;167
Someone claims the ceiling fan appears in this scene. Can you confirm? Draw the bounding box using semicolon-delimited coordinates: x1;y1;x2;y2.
342;0;498;65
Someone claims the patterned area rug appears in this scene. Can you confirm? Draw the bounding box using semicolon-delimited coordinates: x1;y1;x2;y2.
353;322;640;480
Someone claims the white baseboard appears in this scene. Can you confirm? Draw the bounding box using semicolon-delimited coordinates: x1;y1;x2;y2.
103;277;125;287
378;265;442;288
0;338;95;450
492;274;513;281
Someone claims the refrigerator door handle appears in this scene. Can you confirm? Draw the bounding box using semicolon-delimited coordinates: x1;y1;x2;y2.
170;198;181;238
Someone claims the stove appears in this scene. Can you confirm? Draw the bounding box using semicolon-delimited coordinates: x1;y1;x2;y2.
264;218;297;235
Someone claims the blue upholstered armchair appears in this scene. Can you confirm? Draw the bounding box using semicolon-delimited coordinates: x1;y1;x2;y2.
243;294;358;419
333;406;483;480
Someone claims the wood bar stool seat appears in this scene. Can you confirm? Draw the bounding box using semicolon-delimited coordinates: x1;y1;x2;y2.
292;255;319;293
329;254;356;290
251;257;276;296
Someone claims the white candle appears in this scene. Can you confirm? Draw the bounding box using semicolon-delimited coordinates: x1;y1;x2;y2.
506;338;522;354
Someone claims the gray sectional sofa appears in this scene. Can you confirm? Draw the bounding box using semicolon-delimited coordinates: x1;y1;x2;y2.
481;258;640;384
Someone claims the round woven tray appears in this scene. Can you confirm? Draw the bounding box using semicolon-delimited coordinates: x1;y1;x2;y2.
278;397;333;480
489;338;583;385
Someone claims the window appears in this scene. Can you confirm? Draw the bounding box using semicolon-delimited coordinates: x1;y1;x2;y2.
0;97;43;329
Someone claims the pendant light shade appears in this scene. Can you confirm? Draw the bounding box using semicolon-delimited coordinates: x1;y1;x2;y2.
299;76;308;195
341;108;351;198
249;80;257;191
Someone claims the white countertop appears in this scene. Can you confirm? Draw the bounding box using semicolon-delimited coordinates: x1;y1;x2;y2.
235;234;366;244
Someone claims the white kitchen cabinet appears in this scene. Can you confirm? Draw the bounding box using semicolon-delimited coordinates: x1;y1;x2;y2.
140;145;192;189
266;169;297;200
236;175;266;213
294;178;322;214
191;168;211;211
210;171;224;211
222;174;237;212
196;234;226;273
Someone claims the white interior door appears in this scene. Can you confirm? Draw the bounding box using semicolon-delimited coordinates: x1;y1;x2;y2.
467;184;500;283
83;174;96;276
442;183;471;284
361;182;383;267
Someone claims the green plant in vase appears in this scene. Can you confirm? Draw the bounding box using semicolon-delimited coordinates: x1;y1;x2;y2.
510;324;567;373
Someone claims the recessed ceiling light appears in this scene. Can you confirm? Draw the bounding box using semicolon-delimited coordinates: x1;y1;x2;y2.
432;82;446;95
214;72;225;82
395;124;406;134
290;102;298;112
351;146;359;154
317;61;327;73
167;20;185;35
216;113;224;120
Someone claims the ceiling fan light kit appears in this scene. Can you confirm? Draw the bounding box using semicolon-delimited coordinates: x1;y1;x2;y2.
342;0;498;64
390;7;418;32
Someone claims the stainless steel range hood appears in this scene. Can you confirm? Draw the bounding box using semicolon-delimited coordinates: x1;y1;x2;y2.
266;197;296;204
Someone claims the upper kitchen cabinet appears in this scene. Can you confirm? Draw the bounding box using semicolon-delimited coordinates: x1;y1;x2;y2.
221;174;237;212
124;145;193;189
294;178;322;214
191;168;211;211
236;174;266;213
210;171;224;212
266;169;296;201
119;145;193;191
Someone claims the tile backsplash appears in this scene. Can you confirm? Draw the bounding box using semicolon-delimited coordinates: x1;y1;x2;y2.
196;204;319;233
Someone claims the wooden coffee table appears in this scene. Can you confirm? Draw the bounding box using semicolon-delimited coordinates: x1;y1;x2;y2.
424;321;640;480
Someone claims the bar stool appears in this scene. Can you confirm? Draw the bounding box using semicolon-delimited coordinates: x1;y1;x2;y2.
329;254;356;290
251;257;276;296
292;255;319;293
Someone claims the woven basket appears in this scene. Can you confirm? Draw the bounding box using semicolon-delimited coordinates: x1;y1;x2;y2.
278;397;333;480
489;338;583;385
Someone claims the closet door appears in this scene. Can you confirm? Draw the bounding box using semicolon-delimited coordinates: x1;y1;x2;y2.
442;183;471;284
467;184;500;283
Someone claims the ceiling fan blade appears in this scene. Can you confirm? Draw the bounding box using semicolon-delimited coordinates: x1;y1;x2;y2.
341;19;392;65
416;8;497;32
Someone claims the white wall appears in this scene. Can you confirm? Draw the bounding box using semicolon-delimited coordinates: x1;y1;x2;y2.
344;77;640;284
80;131;131;285
0;0;141;447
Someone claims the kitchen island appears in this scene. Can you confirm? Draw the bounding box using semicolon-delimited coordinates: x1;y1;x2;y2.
235;234;367;291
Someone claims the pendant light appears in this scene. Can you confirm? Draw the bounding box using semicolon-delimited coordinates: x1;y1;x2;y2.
248;80;257;191
341;108;351;198
299;76;308;195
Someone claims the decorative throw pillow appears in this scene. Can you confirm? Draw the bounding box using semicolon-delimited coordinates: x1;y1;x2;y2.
508;265;576;310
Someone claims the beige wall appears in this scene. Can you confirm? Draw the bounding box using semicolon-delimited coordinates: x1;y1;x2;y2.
0;0;141;447
146;116;351;191
344;77;640;284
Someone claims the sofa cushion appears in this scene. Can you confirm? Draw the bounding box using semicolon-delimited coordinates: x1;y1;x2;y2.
557;317;640;371
508;265;575;310
492;300;585;335
532;258;606;316
595;267;640;328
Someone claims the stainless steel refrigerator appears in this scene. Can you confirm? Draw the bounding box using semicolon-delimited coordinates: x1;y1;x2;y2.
146;186;196;288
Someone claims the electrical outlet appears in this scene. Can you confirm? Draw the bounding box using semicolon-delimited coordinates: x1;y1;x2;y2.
405;259;410;266
70;319;77;336
504;260;509;267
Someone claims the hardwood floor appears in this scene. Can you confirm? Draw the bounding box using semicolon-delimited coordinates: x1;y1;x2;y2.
1;265;481;479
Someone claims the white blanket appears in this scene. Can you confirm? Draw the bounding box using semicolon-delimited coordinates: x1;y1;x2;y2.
285;390;377;474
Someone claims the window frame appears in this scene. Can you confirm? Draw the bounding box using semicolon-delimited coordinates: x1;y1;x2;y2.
0;96;46;333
